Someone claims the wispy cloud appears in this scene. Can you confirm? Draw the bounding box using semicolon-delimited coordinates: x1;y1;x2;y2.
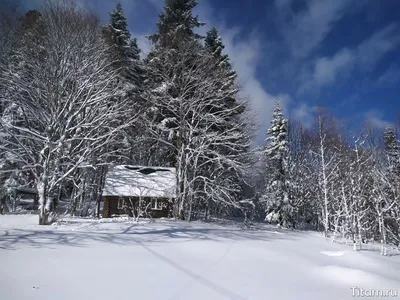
300;23;400;93
313;49;353;86
300;48;354;93
290;102;318;128
357;24;400;70
195;2;292;144
378;64;400;85
136;34;152;55
364;110;391;130
276;0;353;59
221;31;292;142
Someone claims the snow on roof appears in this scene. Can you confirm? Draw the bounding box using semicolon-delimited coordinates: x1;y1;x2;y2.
102;165;177;198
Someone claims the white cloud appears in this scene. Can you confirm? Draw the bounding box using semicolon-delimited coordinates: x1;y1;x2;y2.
300;23;400;93
194;2;291;145
299;48;355;93
276;0;353;59
220;28;291;143
136;34;152;55
313;48;354;86
291;102;317;128
357;24;400;69
364;110;391;130
378;64;400;85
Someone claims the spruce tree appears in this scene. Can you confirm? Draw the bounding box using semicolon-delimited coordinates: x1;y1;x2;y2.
203;26;243;118
149;0;204;48
263;102;293;228
102;3;145;165
105;2;142;91
384;126;399;156
144;0;205;169
384;125;400;175
204;26;230;68
202;26;251;216
144;1;253;220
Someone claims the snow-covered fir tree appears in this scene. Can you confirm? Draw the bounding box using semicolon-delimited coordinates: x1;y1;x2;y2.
380;125;400;248
149;0;204;48
143;0;252;220
102;2;146;166
384;125;400;175
143;0;205;168
202;26;253;218
262;102;294;228
204;26;231;68
144;40;251;220
104;2;142;91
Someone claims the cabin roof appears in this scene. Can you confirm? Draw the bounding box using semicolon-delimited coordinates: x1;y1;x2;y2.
102;165;177;198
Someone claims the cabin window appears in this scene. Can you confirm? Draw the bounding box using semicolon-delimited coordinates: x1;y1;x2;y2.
151;199;162;210
117;198;125;209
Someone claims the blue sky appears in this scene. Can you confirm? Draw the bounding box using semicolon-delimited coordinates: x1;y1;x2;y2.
17;0;400;143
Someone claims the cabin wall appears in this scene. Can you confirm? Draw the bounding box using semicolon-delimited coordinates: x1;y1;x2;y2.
102;196;172;218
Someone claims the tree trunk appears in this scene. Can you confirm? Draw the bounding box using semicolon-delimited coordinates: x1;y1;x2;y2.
37;173;49;225
95;199;101;218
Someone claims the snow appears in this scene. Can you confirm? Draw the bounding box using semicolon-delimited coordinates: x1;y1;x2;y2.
153;82;168;93
320;250;345;257
1;215;400;300
102;165;176;198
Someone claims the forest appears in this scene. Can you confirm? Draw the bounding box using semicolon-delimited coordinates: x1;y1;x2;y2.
0;0;399;252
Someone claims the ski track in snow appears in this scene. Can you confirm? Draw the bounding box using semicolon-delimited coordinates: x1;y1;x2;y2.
0;215;399;300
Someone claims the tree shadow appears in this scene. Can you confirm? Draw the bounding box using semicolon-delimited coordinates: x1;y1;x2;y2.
0;219;301;250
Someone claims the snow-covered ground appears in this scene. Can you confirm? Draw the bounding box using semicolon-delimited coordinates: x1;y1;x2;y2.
1;215;399;300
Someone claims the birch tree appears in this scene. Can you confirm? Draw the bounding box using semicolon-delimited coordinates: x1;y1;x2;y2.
311;109;340;237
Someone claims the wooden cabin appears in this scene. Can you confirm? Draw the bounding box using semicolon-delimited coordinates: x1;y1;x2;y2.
102;165;177;218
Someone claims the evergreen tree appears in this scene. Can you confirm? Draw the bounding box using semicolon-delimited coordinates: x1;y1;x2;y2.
204;26;231;69
202;26;251;217
0;9;43;212
149;0;204;48
384;125;399;157
103;3;145;165
104;2;142;91
143;0;254;220
263;102;293;228
384;125;400;175
203;26;244;119
144;41;251;220
144;0;205;169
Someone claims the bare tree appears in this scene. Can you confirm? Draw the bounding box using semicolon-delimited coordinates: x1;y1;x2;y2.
0;2;136;224
310;109;340;237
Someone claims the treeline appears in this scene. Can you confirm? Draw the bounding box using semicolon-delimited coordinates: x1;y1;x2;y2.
0;0;399;252
261;103;400;252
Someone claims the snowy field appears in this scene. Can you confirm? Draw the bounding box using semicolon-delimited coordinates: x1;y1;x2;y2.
1;215;400;300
